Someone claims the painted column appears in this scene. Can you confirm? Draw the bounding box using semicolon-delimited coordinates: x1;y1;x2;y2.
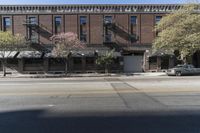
169;56;174;69
18;58;24;73
82;57;86;72
44;58;49;73
157;57;161;71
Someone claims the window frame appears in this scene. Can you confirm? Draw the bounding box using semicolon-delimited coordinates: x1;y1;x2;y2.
3;17;11;31
155;16;163;36
54;16;62;34
130;16;138;43
104;16;112;24
79;16;87;42
155;16;162;24
130;16;137;25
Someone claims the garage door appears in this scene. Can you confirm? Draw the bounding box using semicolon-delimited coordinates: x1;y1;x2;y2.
124;55;144;73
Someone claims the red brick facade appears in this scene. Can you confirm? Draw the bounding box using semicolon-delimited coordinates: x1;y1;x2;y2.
0;5;181;73
0;13;164;46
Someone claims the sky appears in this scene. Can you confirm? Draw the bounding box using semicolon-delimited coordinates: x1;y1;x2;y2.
0;0;197;5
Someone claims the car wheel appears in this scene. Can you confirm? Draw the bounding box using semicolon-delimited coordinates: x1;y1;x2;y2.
175;71;181;76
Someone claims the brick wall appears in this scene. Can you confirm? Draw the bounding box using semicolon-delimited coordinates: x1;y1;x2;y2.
90;15;103;44
65;15;78;35
0;13;161;46
140;14;155;44
13;15;26;36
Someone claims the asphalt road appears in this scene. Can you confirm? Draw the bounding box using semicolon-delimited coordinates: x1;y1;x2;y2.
0;76;200;133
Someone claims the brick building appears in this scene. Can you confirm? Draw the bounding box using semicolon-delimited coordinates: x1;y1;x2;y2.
0;4;189;74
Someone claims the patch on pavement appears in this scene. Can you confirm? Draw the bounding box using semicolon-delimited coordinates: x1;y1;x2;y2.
154;95;200;106
111;83;138;92
110;83;166;110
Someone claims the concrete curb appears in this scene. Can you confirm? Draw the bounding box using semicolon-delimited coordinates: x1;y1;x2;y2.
0;72;167;78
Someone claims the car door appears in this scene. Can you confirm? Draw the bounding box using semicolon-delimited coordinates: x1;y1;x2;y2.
187;65;196;75
183;65;191;75
189;65;196;75
188;65;194;75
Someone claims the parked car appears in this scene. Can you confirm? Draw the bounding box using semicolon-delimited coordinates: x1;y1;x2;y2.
167;64;200;76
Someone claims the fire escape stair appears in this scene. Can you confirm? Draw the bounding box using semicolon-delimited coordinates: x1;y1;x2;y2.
23;20;52;53
103;21;138;51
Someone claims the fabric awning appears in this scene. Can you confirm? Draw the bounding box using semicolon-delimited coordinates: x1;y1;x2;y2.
149;50;174;57
17;51;43;58
45;49;122;58
0;51;19;58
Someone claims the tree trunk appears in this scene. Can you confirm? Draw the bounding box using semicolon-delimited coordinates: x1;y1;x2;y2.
65;58;68;74
2;59;6;77
105;64;108;74
181;53;188;65
183;57;187;65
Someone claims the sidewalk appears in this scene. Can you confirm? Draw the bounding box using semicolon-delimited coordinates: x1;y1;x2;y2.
67;72;167;77
0;72;167;78
132;72;167;77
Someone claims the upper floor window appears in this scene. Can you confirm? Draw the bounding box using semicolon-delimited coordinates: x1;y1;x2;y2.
156;16;162;24
55;16;61;34
80;16;87;25
80;16;87;42
104;16;113;43
3;17;11;31
28;17;38;42
104;16;112;24
130;16;137;43
155;16;162;36
29;17;37;25
130;16;137;25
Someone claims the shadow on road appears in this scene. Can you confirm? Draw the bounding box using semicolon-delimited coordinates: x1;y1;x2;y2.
1;109;200;133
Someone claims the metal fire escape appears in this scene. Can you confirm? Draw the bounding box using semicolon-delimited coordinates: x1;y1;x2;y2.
103;19;138;51
23;19;52;53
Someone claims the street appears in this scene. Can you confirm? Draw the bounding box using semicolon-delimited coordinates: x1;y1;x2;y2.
0;76;200;133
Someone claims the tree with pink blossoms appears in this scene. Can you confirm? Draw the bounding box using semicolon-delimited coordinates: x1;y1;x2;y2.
50;32;86;57
50;32;86;73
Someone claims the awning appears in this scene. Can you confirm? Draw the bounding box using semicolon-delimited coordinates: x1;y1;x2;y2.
17;51;43;58
0;51;19;58
149;50;174;57
0;49;122;58
97;50;121;57
123;44;152;51
71;50;121;57
71;50;95;57
43;51;94;58
45;49;122;58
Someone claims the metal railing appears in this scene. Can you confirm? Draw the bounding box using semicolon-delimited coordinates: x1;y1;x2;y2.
103;19;138;41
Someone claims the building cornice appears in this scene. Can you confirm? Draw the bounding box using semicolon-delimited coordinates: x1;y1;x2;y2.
0;4;184;14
